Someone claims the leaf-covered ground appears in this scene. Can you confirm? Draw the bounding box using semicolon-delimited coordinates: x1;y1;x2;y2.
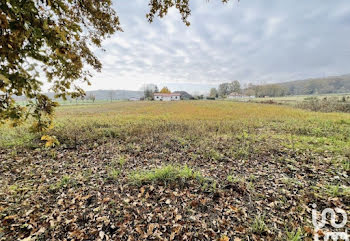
0;101;349;240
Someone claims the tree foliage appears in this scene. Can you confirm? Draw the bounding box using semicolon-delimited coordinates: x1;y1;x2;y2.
108;91;115;102
87;93;96;103
0;0;121;130
247;84;286;97
142;84;158;100
209;88;218;98
1;0;229;130
232;80;241;93
281;76;350;95
160;87;171;94
218;83;230;98
218;80;241;98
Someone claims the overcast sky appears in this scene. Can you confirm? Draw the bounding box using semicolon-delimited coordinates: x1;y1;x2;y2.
84;0;350;92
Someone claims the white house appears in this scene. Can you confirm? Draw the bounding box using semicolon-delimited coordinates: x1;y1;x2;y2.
154;93;181;101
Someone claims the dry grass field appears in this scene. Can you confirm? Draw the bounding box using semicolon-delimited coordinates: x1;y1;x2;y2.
0;101;349;240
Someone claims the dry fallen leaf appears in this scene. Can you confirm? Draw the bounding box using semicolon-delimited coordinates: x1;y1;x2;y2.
99;230;105;240
147;223;155;236
219;235;230;241
20;237;33;241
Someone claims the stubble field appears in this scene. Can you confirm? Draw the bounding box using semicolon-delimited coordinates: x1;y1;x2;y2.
0;101;349;240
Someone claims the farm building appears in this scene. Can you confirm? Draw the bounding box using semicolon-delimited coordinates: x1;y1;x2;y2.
173;91;194;100
154;93;181;101
227;92;255;99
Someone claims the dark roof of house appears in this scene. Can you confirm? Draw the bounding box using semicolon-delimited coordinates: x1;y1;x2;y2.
173;91;193;99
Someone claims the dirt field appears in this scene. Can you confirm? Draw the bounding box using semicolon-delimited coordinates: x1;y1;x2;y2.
0;101;349;240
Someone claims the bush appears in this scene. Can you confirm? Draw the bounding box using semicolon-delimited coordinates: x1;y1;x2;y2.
297;98;350;113
206;97;216;100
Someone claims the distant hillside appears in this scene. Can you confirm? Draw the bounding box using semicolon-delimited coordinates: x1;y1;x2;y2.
12;90;144;102
82;90;144;100
245;74;350;97
280;74;350;95
49;90;144;101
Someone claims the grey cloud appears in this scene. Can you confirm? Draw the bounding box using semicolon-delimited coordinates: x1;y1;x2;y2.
85;0;350;91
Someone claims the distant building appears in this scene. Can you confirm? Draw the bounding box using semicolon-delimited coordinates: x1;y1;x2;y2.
173;91;193;100
227;92;255;99
154;93;181;101
128;97;140;101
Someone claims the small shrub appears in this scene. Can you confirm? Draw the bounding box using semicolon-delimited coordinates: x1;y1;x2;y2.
107;168;121;180
227;175;235;183
234;148;250;159
286;228;303;241
341;159;350;171
227;175;245;185
252;214;268;234
82;168;94;181
304;97;318;101
59;175;72;187
8;185;19;194
211;180;217;191
118;156;127;166
204;149;222;161
49;175;76;192
247;181;255;191
248;174;257;182
281;177;303;188
325;185;350;197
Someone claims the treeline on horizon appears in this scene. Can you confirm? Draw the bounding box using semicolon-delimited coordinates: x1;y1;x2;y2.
244;74;350;97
